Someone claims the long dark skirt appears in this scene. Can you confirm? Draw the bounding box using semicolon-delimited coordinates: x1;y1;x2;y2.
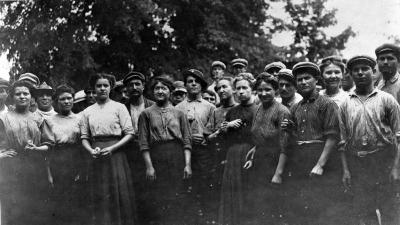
48;144;86;225
247;150;286;225
145;141;187;225
89;139;137;225
218;142;251;225
0;151;50;225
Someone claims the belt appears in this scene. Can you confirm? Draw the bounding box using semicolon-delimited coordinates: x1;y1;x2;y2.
354;148;382;157
296;140;324;146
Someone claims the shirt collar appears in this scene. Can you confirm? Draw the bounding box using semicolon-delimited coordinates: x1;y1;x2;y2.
349;88;379;98
386;72;400;84
187;96;203;103
299;90;319;104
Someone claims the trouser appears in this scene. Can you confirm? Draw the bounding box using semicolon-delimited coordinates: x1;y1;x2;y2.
347;147;400;225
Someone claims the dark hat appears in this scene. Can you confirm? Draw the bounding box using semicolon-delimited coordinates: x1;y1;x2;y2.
211;61;226;70
33;82;54;97
231;58;248;67
172;81;187;93
123;71;145;85
347;55;376;70
18;73;40;87
183;69;208;90
292;62;321;78
277;69;295;84
264;62;286;72
375;43;400;59
256;72;274;79
0;77;9;89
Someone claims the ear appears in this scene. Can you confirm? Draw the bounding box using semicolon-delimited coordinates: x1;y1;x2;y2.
372;67;377;74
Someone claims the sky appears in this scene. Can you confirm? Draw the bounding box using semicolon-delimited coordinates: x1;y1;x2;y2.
1;0;400;81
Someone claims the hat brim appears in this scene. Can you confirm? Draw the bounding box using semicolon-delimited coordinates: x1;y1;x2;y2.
232;63;246;68
123;75;145;85
173;88;187;93
293;66;320;78
183;72;208;90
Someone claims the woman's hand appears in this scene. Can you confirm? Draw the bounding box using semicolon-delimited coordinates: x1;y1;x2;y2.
281;119;294;130
227;119;242;129
91;147;101;158
0;149;17;158
342;169;351;191
243;160;253;169
192;134;205;145
183;165;192;179
146;166;156;181
100;146;114;156
24;140;36;151
310;164;324;176
271;173;282;184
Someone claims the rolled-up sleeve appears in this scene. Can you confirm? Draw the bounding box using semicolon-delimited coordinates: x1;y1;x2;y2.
138;111;150;151
79;111;90;140
118;105;134;136
179;111;192;151
321;100;340;139
40;118;55;149
337;102;348;152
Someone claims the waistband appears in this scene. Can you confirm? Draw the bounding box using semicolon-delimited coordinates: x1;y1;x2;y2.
296;140;324;146
92;136;121;142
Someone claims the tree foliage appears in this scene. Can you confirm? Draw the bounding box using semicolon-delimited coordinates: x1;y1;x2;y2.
0;0;354;88
275;0;356;62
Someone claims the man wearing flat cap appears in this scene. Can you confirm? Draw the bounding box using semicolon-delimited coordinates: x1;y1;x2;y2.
376;43;400;103
282;62;340;224
0;77;9;115
171;81;187;106
176;69;216;217
339;55;400;225
231;58;248;77
122;71;154;224
34;82;56;118
277;69;302;108
265;61;286;77
207;61;226;105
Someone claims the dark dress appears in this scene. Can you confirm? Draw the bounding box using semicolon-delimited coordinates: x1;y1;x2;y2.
138;104;192;224
0;111;53;225
218;102;257;225
250;101;291;224
80;100;137;225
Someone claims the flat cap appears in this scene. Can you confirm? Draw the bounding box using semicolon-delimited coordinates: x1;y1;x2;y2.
211;61;226;70
347;55;376;70
264;61;286;72
123;71;145;85
375;43;400;58
231;58;248;67
277;69;295;83
183;69;208;90
256;72;274;79
0;77;9;89
18;73;40;87
172;81;187;93
292;62;321;78
33;82;54;96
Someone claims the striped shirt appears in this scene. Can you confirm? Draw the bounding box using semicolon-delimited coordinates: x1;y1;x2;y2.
338;89;400;153
290;91;339;142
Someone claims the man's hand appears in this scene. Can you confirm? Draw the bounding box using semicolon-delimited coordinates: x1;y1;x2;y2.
192;134;205;145
243;160;253;169
227;119;242;129
342;169;351;190
310;164;324;176
183;165;192;179
146;167;156;181
281;119;294;130
271;173;282;184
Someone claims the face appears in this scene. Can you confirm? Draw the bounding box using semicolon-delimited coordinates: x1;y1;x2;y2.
341;71;354;91
322;64;343;90
296;73;317;96
279;79;296;99
57;92;74;113
85;90;96;105
0;87;7;106
171;91;186;105
127;79;144;98
202;92;216;105
37;93;53;111
153;82;170;102
233;65;246;76
257;81;275;104
377;52;399;79
350;63;374;88
211;66;224;81
95;78;111;101
267;68;281;77
186;75;202;95
235;79;252;103
14;86;31;108
215;79;233;100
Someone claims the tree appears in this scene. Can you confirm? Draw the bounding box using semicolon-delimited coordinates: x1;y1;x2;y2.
274;0;356;62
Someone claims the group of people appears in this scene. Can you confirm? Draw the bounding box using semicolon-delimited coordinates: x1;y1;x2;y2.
1;43;400;225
